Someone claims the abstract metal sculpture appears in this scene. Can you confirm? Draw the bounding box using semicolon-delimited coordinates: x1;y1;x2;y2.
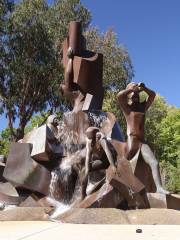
117;82;169;194
1;21;179;219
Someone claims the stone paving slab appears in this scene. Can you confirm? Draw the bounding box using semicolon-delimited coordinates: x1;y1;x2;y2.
0;207;51;221
0;222;180;240
0;207;180;224
55;208;180;225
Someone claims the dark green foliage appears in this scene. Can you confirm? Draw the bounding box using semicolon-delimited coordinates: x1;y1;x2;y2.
0;128;11;156
158;108;180;192
0;0;91;141
85;28;134;91
103;91;126;135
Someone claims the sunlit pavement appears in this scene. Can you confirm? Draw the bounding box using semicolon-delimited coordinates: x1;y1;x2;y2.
0;222;180;240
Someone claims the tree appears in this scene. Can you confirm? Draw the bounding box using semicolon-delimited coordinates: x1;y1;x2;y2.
102;90;126;135
145;94;168;154
85;28;134;91
0;128;12;156
144;94;180;192
0;0;14;114
158;108;180;192
0;0;91;141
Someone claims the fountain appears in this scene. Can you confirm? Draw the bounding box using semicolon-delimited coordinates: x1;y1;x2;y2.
0;21;179;223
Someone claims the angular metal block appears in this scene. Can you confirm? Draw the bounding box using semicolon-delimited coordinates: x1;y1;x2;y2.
0;182;19;197
106;161;145;194
147;193;180;210
106;162;150;209
22;125;48;161
20;195;42;207
73;53;103;98
132;154;156;193
75;183;123;208
82;93;104;111
0;165;6;182
3;143;51;195
166;194;180;210
0;192;25;205
23;125;63;161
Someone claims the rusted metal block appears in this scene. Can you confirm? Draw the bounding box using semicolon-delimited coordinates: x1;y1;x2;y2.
22;125;63;161
3;143;51;195
0;166;6;182
166;194;180;210
106;161;149;209
106;161;145;193
147;193;180;210
101;114;125;142
132;154;156;193
20;195;42;207
0;182;19;197
73;54;103;100
0;192;25;205
75;183;123;208
82;93;104;111
147;192;167;208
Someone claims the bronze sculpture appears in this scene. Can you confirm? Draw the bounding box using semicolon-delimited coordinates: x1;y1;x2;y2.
117;82;169;194
1;21;179;217
81;127;117;199
60;21;104;112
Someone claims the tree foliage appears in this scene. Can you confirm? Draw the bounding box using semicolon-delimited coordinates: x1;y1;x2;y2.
145;94;168;154
144;95;180;192
0;0;91;141
0;128;11;156
85;28;134;91
158;108;180;192
102;90;126;135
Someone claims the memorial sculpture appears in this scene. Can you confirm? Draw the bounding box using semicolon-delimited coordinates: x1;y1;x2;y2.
0;21;179;219
117;82;169;195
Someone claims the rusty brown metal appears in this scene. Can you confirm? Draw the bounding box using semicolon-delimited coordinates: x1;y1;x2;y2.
0;182;19;197
22;125;63;161
1;21;176;216
0;192;25;205
61;21;104;111
117;82;169;195
147;193;180;210
75;183;123;208
0;165;6;183
3;143;51;195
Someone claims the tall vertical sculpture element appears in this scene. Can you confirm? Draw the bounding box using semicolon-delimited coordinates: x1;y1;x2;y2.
60;21;104;112
117;82;169;194
1;21;180;216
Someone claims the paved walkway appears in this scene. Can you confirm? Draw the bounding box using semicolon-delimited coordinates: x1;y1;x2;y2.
0;222;180;240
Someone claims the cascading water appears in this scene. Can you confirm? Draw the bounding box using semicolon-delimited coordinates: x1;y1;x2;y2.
48;110;111;217
87;111;107;128
48;160;78;217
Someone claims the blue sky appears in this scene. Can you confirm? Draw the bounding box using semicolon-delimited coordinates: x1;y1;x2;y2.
81;0;180;107
0;0;179;131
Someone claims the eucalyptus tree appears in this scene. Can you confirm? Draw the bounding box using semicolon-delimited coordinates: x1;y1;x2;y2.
0;0;91;140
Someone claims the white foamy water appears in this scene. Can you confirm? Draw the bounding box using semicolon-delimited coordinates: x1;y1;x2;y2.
49;170;60;200
46;197;71;219
88;111;107;128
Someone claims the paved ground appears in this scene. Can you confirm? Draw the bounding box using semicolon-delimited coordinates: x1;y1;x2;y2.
0;222;180;240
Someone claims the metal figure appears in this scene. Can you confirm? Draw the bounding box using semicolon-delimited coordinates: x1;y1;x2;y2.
117;82;169;194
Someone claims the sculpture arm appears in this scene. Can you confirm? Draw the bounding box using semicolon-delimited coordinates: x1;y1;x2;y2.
117;88;133;113
139;83;156;111
98;133;116;169
81;138;92;199
85;139;93;174
64;47;74;90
